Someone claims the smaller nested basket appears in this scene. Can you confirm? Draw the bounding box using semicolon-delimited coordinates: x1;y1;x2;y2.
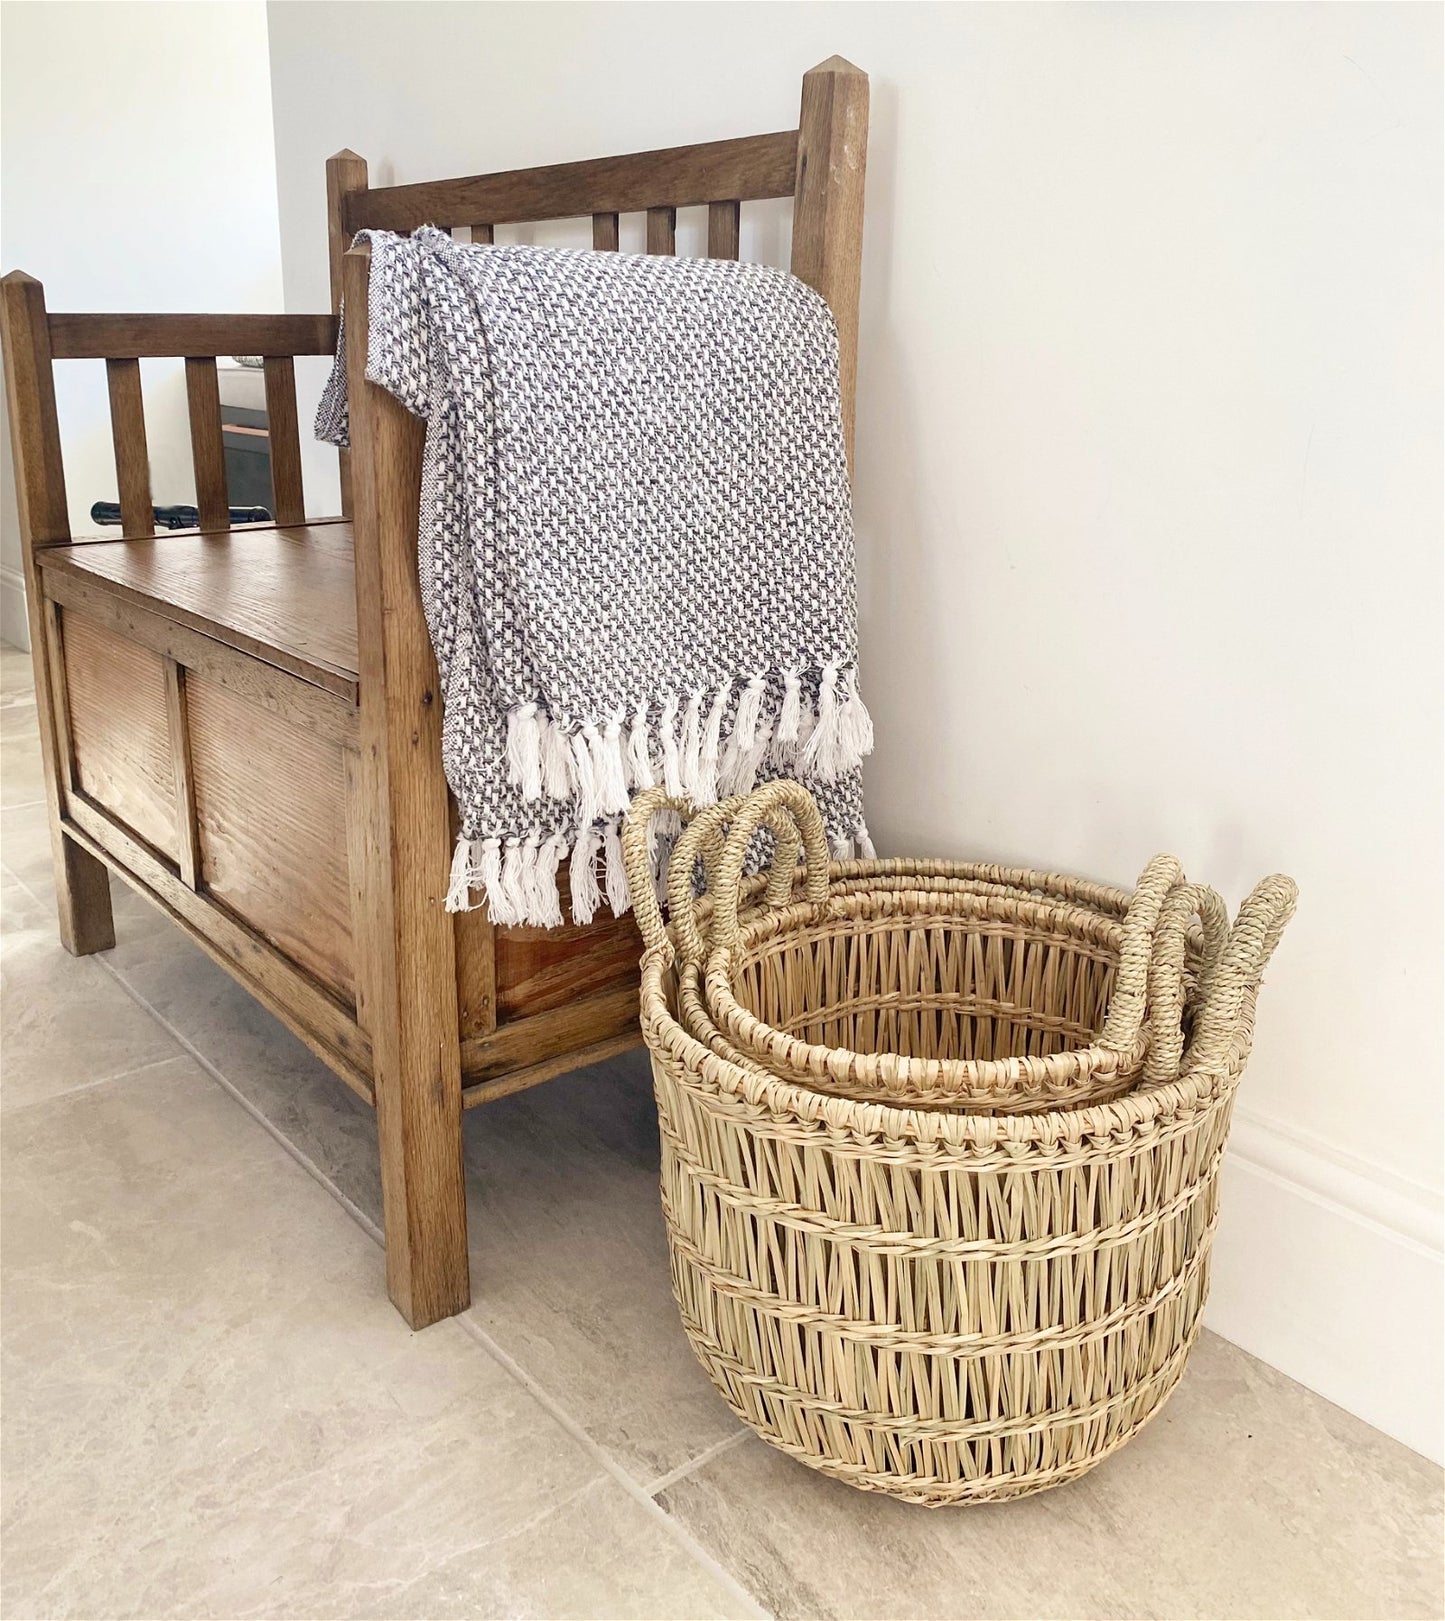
645;782;1222;1113
623;787;1298;1505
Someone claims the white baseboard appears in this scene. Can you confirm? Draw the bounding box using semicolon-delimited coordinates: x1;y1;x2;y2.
1207;1105;1444;1464
0;565;29;651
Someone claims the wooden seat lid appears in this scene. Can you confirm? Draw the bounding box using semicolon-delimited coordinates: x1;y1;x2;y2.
37;520;359;701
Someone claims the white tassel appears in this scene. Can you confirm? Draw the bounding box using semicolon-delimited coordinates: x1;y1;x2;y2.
603;818;631;916
625;700;655;790
659;694;683;796
857;825;878;859
835;666;875;765
799;659;842;780
696;686;729;803
446;837;482;912
570;730;600;829
499;839;529;920
720;674;767;795
775;668;803;762
533;834;566;928
646;804;681;868
569;823;603;925
478;838;511;924
679;689;703;796
594;715;631;815
829;835;854;862
540;716;573;802
505;703;544;801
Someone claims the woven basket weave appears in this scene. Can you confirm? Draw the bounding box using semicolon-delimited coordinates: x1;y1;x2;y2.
653;783;1218;1113
623;784;1297;1505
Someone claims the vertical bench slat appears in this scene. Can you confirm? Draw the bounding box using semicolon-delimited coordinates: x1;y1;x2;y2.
470;224;494;245
262;355;306;526
646;206;676;255
592;213;619;251
104;357;154;537
707;201;741;260
184;357;229;530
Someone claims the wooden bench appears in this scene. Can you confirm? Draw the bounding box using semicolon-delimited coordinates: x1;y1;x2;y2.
0;56;868;1327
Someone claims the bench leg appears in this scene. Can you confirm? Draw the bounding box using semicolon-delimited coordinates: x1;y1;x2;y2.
50;827;115;956
373;1019;471;1329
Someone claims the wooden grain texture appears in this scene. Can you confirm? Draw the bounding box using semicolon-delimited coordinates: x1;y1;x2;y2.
184;356;229;531
450;792;496;1039
495;898;642;1021
262;356;306;525
707;200;741;260
0;271;115;954
470;223;494;245
591;213;619;252
164;660;200;889
461;1032;641;1108
345;239;470;1328
62;796;372;1098
40;563;357;747
646;205;677;255
40;523;360;699
790;56;869;469
350;130;799;234
326;149;368;519
49;312;336;362
104;358;154;537
62;609;178;860
188;672;355;1002
460;984;640;1083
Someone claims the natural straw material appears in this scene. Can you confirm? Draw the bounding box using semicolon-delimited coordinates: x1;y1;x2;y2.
666;783;1220;1113
623;784;1297;1505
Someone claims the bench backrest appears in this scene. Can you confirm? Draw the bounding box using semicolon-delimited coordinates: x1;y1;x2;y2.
328;55;868;481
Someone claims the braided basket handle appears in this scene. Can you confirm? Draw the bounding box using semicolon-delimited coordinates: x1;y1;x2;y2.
665;795;810;964
621;787;698;957
1141;881;1231;1085
1096;855;1187;1053
705;782;832;957
621;784;822;964
1178;874;1299;1077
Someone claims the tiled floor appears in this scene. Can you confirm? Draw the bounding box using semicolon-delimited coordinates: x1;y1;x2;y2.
1;640;1441;1620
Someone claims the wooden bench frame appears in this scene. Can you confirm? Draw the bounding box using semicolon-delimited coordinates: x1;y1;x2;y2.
0;56;868;1327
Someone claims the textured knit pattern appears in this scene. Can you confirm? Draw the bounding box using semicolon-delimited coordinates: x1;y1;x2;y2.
318;227;873;925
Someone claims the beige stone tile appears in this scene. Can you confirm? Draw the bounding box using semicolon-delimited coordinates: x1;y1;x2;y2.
0;878;182;1111
657;1332;1444;1621
0;1058;742;1620
253;1475;751;1621
0;641;35;704
1;727;46;808
0;799;53;892
1;798;171;943
98;913;743;1490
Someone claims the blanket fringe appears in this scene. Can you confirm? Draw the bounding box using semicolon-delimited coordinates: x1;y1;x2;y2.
447;810;873;925
569;822;604;925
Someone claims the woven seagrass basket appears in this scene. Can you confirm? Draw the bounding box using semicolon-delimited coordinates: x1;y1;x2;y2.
653;782;1217;1114
623;784;1297;1505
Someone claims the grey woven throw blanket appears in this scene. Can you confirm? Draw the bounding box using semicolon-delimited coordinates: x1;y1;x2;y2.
318;226;873;926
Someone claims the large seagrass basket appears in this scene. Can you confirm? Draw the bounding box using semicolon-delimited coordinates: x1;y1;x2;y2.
623;784;1297;1505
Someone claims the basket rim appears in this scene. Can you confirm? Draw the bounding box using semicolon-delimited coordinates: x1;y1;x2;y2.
640;938;1251;1150
702;886;1142;1095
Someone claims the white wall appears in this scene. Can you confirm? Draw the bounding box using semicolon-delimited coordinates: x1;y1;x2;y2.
268;1;1444;1459
0;0;284;648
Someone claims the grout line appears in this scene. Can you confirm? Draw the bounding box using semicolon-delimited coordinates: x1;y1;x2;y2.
449;1312;770;1620
644;1426;751;1497
0;1053;188;1118
10;861;770;1621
